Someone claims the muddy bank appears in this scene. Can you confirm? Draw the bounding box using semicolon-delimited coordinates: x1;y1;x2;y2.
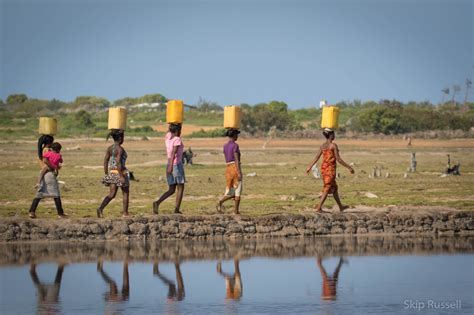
1;235;473;266
1;210;473;242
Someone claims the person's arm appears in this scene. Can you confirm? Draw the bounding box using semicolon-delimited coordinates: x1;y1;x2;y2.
333;144;355;174
103;148;111;175
306;147;322;174
234;151;242;181
115;146;125;183
167;146;178;175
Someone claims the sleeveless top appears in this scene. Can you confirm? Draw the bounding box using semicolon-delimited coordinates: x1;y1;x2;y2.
109;143;127;171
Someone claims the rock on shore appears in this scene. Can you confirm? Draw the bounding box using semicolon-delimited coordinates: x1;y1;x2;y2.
1;209;473;242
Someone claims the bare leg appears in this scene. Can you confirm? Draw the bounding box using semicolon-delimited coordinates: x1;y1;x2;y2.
122;262;130;300
234;197;241;215
217;195;234;213
153;185;176;214
175;184;184;213
121;186;130;217
315;191;329;212
333;188;348;212
97;185;118;218
54;198;66;217
29;198;41;218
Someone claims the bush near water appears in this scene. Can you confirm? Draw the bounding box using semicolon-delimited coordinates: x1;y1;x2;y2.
1;94;473;138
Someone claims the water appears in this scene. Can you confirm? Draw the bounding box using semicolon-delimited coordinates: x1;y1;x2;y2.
0;236;473;314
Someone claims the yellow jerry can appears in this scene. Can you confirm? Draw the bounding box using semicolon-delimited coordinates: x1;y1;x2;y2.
38;117;58;135
223;106;241;129
167;100;184;124
321;106;340;129
108;107;127;130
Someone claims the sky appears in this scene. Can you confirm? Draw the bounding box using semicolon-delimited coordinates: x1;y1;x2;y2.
1;0;473;108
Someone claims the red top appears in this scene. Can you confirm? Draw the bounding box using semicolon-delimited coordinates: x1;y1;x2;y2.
43;151;63;169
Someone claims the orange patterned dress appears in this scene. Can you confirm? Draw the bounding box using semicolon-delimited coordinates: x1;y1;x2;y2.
321;148;337;194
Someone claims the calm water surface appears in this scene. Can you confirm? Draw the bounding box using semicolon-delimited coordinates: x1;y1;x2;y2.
0;236;473;314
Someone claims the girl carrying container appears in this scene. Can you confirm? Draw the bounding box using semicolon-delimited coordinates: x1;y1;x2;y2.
153;123;185;214
306;129;354;212
216;129;242;215
28;135;67;218
97;130;130;218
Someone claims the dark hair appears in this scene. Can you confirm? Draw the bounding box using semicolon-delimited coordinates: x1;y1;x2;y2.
51;142;62;152
169;123;182;134
323;129;335;139
226;129;240;138
37;135;54;160
107;129;124;142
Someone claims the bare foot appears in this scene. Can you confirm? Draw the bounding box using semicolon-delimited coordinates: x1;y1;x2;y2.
58;214;68;219
216;202;223;214
29;212;36;219
339;205;350;212
315;208;329;213
122;213;131;218
174;210;183;215
96;208;104;218
152;201;159;214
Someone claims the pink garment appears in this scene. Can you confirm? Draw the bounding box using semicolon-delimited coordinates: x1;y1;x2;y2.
165;132;184;165
43;151;63;169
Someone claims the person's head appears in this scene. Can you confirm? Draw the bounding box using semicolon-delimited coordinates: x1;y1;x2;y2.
107;129;125;144
51;142;62;153
323;128;335;140
37;135;55;160
226;129;240;141
169;123;182;137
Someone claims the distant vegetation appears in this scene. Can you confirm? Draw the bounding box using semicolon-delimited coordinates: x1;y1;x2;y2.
0;93;473;139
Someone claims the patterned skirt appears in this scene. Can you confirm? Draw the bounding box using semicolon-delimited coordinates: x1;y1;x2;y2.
102;170;130;187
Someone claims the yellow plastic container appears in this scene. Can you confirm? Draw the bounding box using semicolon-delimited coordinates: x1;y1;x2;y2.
224;106;241;129
108;107;127;130
166;100;184;124
38;117;58;135
321;106;340;129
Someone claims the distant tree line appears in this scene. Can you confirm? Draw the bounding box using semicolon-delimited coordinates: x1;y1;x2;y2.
2;93;473;135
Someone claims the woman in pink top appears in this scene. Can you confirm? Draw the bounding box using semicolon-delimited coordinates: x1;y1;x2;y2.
153;123;185;214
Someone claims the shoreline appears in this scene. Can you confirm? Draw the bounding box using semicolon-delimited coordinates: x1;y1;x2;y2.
1;209;473;242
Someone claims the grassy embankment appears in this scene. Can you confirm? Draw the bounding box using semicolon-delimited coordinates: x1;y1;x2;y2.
0;138;473;218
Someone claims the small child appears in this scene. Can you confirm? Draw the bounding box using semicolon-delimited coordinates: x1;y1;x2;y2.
36;142;63;187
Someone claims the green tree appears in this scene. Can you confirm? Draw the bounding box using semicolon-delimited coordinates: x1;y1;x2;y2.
75;110;95;128
7;94;28;105
74;96;110;107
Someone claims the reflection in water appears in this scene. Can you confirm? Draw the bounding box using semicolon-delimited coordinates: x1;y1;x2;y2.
217;258;243;300
317;256;344;301
97;260;130;302
29;263;65;315
153;262;185;301
0;236;471;314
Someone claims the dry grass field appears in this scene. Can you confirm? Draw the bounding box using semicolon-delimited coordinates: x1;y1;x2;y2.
1;137;473;218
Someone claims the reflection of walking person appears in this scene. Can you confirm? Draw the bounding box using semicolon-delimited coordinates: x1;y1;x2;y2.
306;129;354;212
216;129;242;215
317;256;344;301
217;259;243;300
29;135;67;218
97;130;130;218
29;263;65;314
153;124;185;214
153;262;185;301
97;260;130;302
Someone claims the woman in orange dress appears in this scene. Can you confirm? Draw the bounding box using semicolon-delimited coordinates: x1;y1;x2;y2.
306;129;354;212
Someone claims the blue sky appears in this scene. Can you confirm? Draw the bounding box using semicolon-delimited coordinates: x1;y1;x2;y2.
1;0;473;108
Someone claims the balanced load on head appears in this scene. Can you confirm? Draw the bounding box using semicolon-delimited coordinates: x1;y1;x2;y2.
321;103;340;129
167;100;184;124
108;107;127;130
224;105;241;129
38;117;58;135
